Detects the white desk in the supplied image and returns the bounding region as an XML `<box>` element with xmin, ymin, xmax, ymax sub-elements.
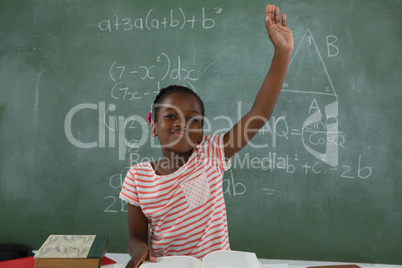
<box><xmin>105</xmin><ymin>253</ymin><xmax>402</xmax><ymax>268</ymax></box>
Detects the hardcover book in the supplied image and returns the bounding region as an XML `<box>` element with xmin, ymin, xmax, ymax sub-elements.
<box><xmin>34</xmin><ymin>235</ymin><xmax>108</xmax><ymax>268</ymax></box>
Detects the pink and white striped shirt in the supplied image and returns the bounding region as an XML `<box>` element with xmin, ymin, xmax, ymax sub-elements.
<box><xmin>120</xmin><ymin>134</ymin><xmax>231</xmax><ymax>258</ymax></box>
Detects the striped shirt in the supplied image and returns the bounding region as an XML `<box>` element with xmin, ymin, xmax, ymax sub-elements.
<box><xmin>119</xmin><ymin>134</ymin><xmax>231</xmax><ymax>258</ymax></box>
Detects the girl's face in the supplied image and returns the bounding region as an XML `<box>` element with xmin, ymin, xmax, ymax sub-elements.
<box><xmin>151</xmin><ymin>92</ymin><xmax>203</xmax><ymax>155</ymax></box>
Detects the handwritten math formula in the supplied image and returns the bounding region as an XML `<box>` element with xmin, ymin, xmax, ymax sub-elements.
<box><xmin>109</xmin><ymin>54</ymin><xmax>198</xmax><ymax>83</ymax></box>
<box><xmin>107</xmin><ymin>52</ymin><xmax>222</xmax><ymax>101</ymax></box>
<box><xmin>98</xmin><ymin>7</ymin><xmax>223</xmax><ymax>32</ymax></box>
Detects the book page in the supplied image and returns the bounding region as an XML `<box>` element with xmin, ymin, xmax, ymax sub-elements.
<box><xmin>141</xmin><ymin>256</ymin><xmax>202</xmax><ymax>268</ymax></box>
<box><xmin>202</xmin><ymin>250</ymin><xmax>260</xmax><ymax>268</ymax></box>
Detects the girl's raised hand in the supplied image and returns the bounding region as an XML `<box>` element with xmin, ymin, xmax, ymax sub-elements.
<box><xmin>265</xmin><ymin>4</ymin><xmax>294</xmax><ymax>53</ymax></box>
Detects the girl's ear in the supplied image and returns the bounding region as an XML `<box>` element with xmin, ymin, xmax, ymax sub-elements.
<box><xmin>151</xmin><ymin>123</ymin><xmax>157</xmax><ymax>137</ymax></box>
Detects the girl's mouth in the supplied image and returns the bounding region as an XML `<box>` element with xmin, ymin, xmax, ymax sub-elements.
<box><xmin>172</xmin><ymin>131</ymin><xmax>186</xmax><ymax>137</ymax></box>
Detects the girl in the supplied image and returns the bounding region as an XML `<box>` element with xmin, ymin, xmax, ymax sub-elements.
<box><xmin>120</xmin><ymin>4</ymin><xmax>294</xmax><ymax>268</ymax></box>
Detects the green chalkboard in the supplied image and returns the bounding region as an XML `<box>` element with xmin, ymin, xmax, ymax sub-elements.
<box><xmin>1</xmin><ymin>0</ymin><xmax>401</xmax><ymax>264</ymax></box>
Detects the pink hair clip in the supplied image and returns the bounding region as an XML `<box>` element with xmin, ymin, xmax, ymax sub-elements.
<box><xmin>147</xmin><ymin>111</ymin><xmax>152</xmax><ymax>124</ymax></box>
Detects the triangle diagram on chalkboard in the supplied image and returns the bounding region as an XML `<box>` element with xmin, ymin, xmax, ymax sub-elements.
<box><xmin>283</xmin><ymin>29</ymin><xmax>337</xmax><ymax>99</ymax></box>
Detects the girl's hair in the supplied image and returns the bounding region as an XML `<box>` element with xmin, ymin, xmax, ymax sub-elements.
<box><xmin>151</xmin><ymin>85</ymin><xmax>205</xmax><ymax>125</ymax></box>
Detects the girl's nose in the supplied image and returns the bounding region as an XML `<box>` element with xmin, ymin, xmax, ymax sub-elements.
<box><xmin>175</xmin><ymin>117</ymin><xmax>186</xmax><ymax>128</ymax></box>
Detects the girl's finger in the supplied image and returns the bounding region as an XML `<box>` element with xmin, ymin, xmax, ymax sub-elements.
<box><xmin>148</xmin><ymin>248</ymin><xmax>157</xmax><ymax>263</ymax></box>
<box><xmin>265</xmin><ymin>4</ymin><xmax>275</xmax><ymax>23</ymax></box>
<box><xmin>282</xmin><ymin>14</ymin><xmax>287</xmax><ymax>27</ymax></box>
<box><xmin>275</xmin><ymin>7</ymin><xmax>280</xmax><ymax>23</ymax></box>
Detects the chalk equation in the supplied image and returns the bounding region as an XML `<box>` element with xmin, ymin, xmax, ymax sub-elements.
<box><xmin>109</xmin><ymin>54</ymin><xmax>198</xmax><ymax>82</ymax></box>
<box><xmin>231</xmin><ymin>152</ymin><xmax>372</xmax><ymax>179</ymax></box>
<box><xmin>108</xmin><ymin>53</ymin><xmax>199</xmax><ymax>100</ymax></box>
<box><xmin>257</xmin><ymin>100</ymin><xmax>342</xmax><ymax>167</ymax></box>
<box><xmin>107</xmin><ymin>52</ymin><xmax>223</xmax><ymax>100</ymax></box>
<box><xmin>257</xmin><ymin>153</ymin><xmax>373</xmax><ymax>197</ymax></box>
<box><xmin>98</xmin><ymin>7</ymin><xmax>223</xmax><ymax>32</ymax></box>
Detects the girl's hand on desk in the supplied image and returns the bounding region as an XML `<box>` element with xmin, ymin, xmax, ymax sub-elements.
<box><xmin>265</xmin><ymin>4</ymin><xmax>294</xmax><ymax>53</ymax></box>
<box><xmin>126</xmin><ymin>243</ymin><xmax>156</xmax><ymax>268</ymax></box>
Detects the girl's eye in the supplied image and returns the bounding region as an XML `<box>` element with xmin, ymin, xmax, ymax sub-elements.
<box><xmin>188</xmin><ymin>117</ymin><xmax>202</xmax><ymax>126</ymax></box>
<box><xmin>165</xmin><ymin>114</ymin><xmax>175</xmax><ymax>119</ymax></box>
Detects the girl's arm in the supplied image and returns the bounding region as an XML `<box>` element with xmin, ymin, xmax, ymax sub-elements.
<box><xmin>223</xmin><ymin>4</ymin><xmax>294</xmax><ymax>159</ymax></box>
<box><xmin>126</xmin><ymin>204</ymin><xmax>157</xmax><ymax>268</ymax></box>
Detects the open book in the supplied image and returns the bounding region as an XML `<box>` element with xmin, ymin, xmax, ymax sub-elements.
<box><xmin>140</xmin><ymin>250</ymin><xmax>264</xmax><ymax>268</ymax></box>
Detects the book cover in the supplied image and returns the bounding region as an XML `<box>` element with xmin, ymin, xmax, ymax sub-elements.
<box><xmin>34</xmin><ymin>235</ymin><xmax>108</xmax><ymax>268</ymax></box>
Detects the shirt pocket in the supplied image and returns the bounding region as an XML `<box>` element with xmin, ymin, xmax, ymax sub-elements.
<box><xmin>180</xmin><ymin>173</ymin><xmax>210</xmax><ymax>208</ymax></box>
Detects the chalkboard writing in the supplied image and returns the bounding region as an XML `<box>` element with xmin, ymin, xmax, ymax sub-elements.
<box><xmin>98</xmin><ymin>7</ymin><xmax>222</xmax><ymax>32</ymax></box>
<box><xmin>1</xmin><ymin>0</ymin><xmax>401</xmax><ymax>265</ymax></box>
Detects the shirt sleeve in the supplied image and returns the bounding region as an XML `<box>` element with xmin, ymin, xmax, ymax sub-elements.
<box><xmin>199</xmin><ymin>134</ymin><xmax>231</xmax><ymax>174</ymax></box>
<box><xmin>119</xmin><ymin>167</ymin><xmax>141</xmax><ymax>207</ymax></box>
